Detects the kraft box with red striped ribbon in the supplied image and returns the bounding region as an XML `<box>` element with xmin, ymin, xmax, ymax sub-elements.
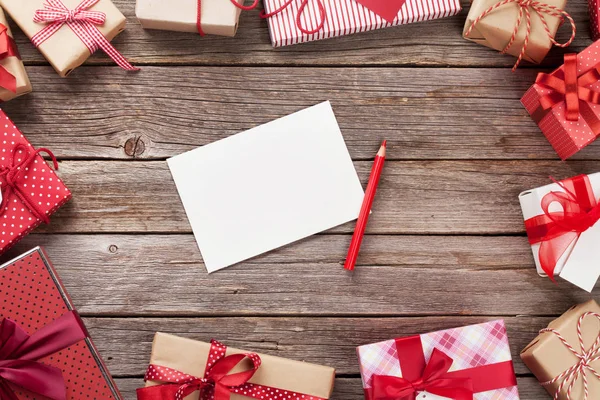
<box><xmin>261</xmin><ymin>0</ymin><xmax>462</xmax><ymax>47</ymax></box>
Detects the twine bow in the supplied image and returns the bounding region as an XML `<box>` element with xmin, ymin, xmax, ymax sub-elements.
<box><xmin>0</xmin><ymin>143</ymin><xmax>59</xmax><ymax>224</ymax></box>
<box><xmin>540</xmin><ymin>312</ymin><xmax>600</xmax><ymax>400</ymax></box>
<box><xmin>260</xmin><ymin>0</ymin><xmax>326</xmax><ymax>35</ymax></box>
<box><xmin>31</xmin><ymin>0</ymin><xmax>138</xmax><ymax>71</ymax></box>
<box><xmin>465</xmin><ymin>0</ymin><xmax>576</xmax><ymax>71</ymax></box>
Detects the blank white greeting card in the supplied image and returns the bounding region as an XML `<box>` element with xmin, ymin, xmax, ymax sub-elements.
<box><xmin>168</xmin><ymin>101</ymin><xmax>365</xmax><ymax>273</ymax></box>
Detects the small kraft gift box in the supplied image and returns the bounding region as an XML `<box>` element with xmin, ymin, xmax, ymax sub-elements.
<box><xmin>137</xmin><ymin>333</ymin><xmax>336</xmax><ymax>400</ymax></box>
<box><xmin>0</xmin><ymin>109</ymin><xmax>71</xmax><ymax>253</ymax></box>
<box><xmin>519</xmin><ymin>173</ymin><xmax>600</xmax><ymax>292</ymax></box>
<box><xmin>357</xmin><ymin>320</ymin><xmax>520</xmax><ymax>399</ymax></box>
<box><xmin>0</xmin><ymin>7</ymin><xmax>31</xmax><ymax>102</ymax></box>
<box><xmin>0</xmin><ymin>247</ymin><xmax>123</xmax><ymax>399</ymax></box>
<box><xmin>260</xmin><ymin>0</ymin><xmax>461</xmax><ymax>47</ymax></box>
<box><xmin>521</xmin><ymin>300</ymin><xmax>600</xmax><ymax>400</ymax></box>
<box><xmin>136</xmin><ymin>0</ymin><xmax>246</xmax><ymax>37</ymax></box>
<box><xmin>463</xmin><ymin>0</ymin><xmax>575</xmax><ymax>70</ymax></box>
<box><xmin>521</xmin><ymin>41</ymin><xmax>600</xmax><ymax>159</ymax></box>
<box><xmin>0</xmin><ymin>0</ymin><xmax>137</xmax><ymax>77</ymax></box>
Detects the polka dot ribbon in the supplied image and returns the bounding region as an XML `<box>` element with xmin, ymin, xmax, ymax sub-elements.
<box><xmin>259</xmin><ymin>0</ymin><xmax>326</xmax><ymax>35</ymax></box>
<box><xmin>465</xmin><ymin>0</ymin><xmax>576</xmax><ymax>71</ymax></box>
<box><xmin>0</xmin><ymin>143</ymin><xmax>59</xmax><ymax>224</ymax></box>
<box><xmin>140</xmin><ymin>340</ymin><xmax>326</xmax><ymax>400</ymax></box>
<box><xmin>540</xmin><ymin>312</ymin><xmax>600</xmax><ymax>400</ymax></box>
<box><xmin>31</xmin><ymin>0</ymin><xmax>138</xmax><ymax>71</ymax></box>
<box><xmin>0</xmin><ymin>23</ymin><xmax>21</xmax><ymax>94</ymax></box>
<box><xmin>196</xmin><ymin>0</ymin><xmax>259</xmax><ymax>36</ymax></box>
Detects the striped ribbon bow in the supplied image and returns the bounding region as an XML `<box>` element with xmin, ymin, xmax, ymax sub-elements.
<box><xmin>540</xmin><ymin>312</ymin><xmax>600</xmax><ymax>400</ymax></box>
<box><xmin>465</xmin><ymin>0</ymin><xmax>575</xmax><ymax>71</ymax></box>
<box><xmin>31</xmin><ymin>0</ymin><xmax>138</xmax><ymax>71</ymax></box>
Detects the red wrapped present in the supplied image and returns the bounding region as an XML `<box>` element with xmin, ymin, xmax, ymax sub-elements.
<box><xmin>0</xmin><ymin>247</ymin><xmax>122</xmax><ymax>399</ymax></box>
<box><xmin>590</xmin><ymin>0</ymin><xmax>600</xmax><ymax>40</ymax></box>
<box><xmin>522</xmin><ymin>41</ymin><xmax>600</xmax><ymax>160</ymax></box>
<box><xmin>356</xmin><ymin>320</ymin><xmax>520</xmax><ymax>399</ymax></box>
<box><xmin>0</xmin><ymin>109</ymin><xmax>71</xmax><ymax>253</ymax></box>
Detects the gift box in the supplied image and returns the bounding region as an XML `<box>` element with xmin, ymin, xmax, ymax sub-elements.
<box><xmin>137</xmin><ymin>333</ymin><xmax>336</xmax><ymax>400</ymax></box>
<box><xmin>463</xmin><ymin>0</ymin><xmax>574</xmax><ymax>70</ymax></box>
<box><xmin>135</xmin><ymin>0</ymin><xmax>245</xmax><ymax>36</ymax></box>
<box><xmin>0</xmin><ymin>247</ymin><xmax>123</xmax><ymax>399</ymax></box>
<box><xmin>519</xmin><ymin>173</ymin><xmax>600</xmax><ymax>292</ymax></box>
<box><xmin>521</xmin><ymin>300</ymin><xmax>600</xmax><ymax>400</ymax></box>
<box><xmin>521</xmin><ymin>42</ymin><xmax>600</xmax><ymax>160</ymax></box>
<box><xmin>0</xmin><ymin>7</ymin><xmax>31</xmax><ymax>102</ymax></box>
<box><xmin>591</xmin><ymin>0</ymin><xmax>600</xmax><ymax>40</ymax></box>
<box><xmin>357</xmin><ymin>320</ymin><xmax>519</xmax><ymax>399</ymax></box>
<box><xmin>261</xmin><ymin>0</ymin><xmax>461</xmax><ymax>47</ymax></box>
<box><xmin>0</xmin><ymin>0</ymin><xmax>136</xmax><ymax>77</ymax></box>
<box><xmin>0</xmin><ymin>109</ymin><xmax>71</xmax><ymax>253</ymax></box>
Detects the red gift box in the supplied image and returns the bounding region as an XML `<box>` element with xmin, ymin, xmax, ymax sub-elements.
<box><xmin>0</xmin><ymin>109</ymin><xmax>71</xmax><ymax>252</ymax></box>
<box><xmin>0</xmin><ymin>247</ymin><xmax>122</xmax><ymax>399</ymax></box>
<box><xmin>522</xmin><ymin>40</ymin><xmax>600</xmax><ymax>160</ymax></box>
<box><xmin>590</xmin><ymin>0</ymin><xmax>600</xmax><ymax>40</ymax></box>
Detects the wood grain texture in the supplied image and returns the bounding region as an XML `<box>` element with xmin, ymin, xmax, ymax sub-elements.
<box><xmin>22</xmin><ymin>159</ymin><xmax>600</xmax><ymax>234</ymax></box>
<box><xmin>5</xmin><ymin>0</ymin><xmax>595</xmax><ymax>68</ymax></box>
<box><xmin>5</xmin><ymin>234</ymin><xmax>596</xmax><ymax>316</ymax></box>
<box><xmin>5</xmin><ymin>66</ymin><xmax>600</xmax><ymax>161</ymax></box>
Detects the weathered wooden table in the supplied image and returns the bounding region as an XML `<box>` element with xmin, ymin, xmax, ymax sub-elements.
<box><xmin>2</xmin><ymin>0</ymin><xmax>597</xmax><ymax>398</ymax></box>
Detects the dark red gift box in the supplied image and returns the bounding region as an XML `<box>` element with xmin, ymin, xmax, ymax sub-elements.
<box><xmin>0</xmin><ymin>247</ymin><xmax>122</xmax><ymax>399</ymax></box>
<box><xmin>0</xmin><ymin>109</ymin><xmax>71</xmax><ymax>253</ymax></box>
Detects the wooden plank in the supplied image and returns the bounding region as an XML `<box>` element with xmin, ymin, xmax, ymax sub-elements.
<box><xmin>7</xmin><ymin>0</ymin><xmax>594</xmax><ymax>68</ymax></box>
<box><xmin>6</xmin><ymin>66</ymin><xmax>600</xmax><ymax>161</ymax></box>
<box><xmin>113</xmin><ymin>377</ymin><xmax>549</xmax><ymax>399</ymax></box>
<box><xmin>6</xmin><ymin>234</ymin><xmax>596</xmax><ymax>316</ymax></box>
<box><xmin>25</xmin><ymin>160</ymin><xmax>599</xmax><ymax>234</ymax></box>
<box><xmin>83</xmin><ymin>316</ymin><xmax>553</xmax><ymax>376</ymax></box>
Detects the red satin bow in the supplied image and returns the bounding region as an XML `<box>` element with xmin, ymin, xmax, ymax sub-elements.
<box><xmin>0</xmin><ymin>311</ymin><xmax>88</xmax><ymax>400</ymax></box>
<box><xmin>0</xmin><ymin>143</ymin><xmax>60</xmax><ymax>224</ymax></box>
<box><xmin>0</xmin><ymin>23</ymin><xmax>20</xmax><ymax>94</ymax></box>
<box><xmin>261</xmin><ymin>0</ymin><xmax>326</xmax><ymax>35</ymax></box>
<box><xmin>370</xmin><ymin>349</ymin><xmax>473</xmax><ymax>400</ymax></box>
<box><xmin>524</xmin><ymin>175</ymin><xmax>600</xmax><ymax>280</ymax></box>
<box><xmin>536</xmin><ymin>53</ymin><xmax>600</xmax><ymax>122</ymax></box>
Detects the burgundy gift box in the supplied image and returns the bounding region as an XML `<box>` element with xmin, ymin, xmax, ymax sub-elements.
<box><xmin>0</xmin><ymin>247</ymin><xmax>122</xmax><ymax>399</ymax></box>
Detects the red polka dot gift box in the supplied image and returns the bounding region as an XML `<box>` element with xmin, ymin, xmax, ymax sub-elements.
<box><xmin>137</xmin><ymin>333</ymin><xmax>336</xmax><ymax>400</ymax></box>
<box><xmin>521</xmin><ymin>40</ymin><xmax>600</xmax><ymax>160</ymax></box>
<box><xmin>0</xmin><ymin>109</ymin><xmax>71</xmax><ymax>254</ymax></box>
<box><xmin>0</xmin><ymin>247</ymin><xmax>123</xmax><ymax>399</ymax></box>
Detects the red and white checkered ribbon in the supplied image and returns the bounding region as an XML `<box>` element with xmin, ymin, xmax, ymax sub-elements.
<box><xmin>540</xmin><ymin>312</ymin><xmax>600</xmax><ymax>400</ymax></box>
<box><xmin>31</xmin><ymin>0</ymin><xmax>138</xmax><ymax>71</ymax></box>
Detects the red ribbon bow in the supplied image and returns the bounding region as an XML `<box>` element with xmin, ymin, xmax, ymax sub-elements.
<box><xmin>261</xmin><ymin>0</ymin><xmax>326</xmax><ymax>35</ymax></box>
<box><xmin>0</xmin><ymin>311</ymin><xmax>88</xmax><ymax>400</ymax></box>
<box><xmin>0</xmin><ymin>23</ymin><xmax>21</xmax><ymax>94</ymax></box>
<box><xmin>370</xmin><ymin>349</ymin><xmax>474</xmax><ymax>400</ymax></box>
<box><xmin>31</xmin><ymin>0</ymin><xmax>138</xmax><ymax>71</ymax></box>
<box><xmin>0</xmin><ymin>143</ymin><xmax>60</xmax><ymax>224</ymax></box>
<box><xmin>524</xmin><ymin>175</ymin><xmax>600</xmax><ymax>280</ymax></box>
<box><xmin>137</xmin><ymin>339</ymin><xmax>327</xmax><ymax>400</ymax></box>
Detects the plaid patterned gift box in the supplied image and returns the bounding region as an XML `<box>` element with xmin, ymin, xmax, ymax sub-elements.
<box><xmin>357</xmin><ymin>320</ymin><xmax>520</xmax><ymax>400</ymax></box>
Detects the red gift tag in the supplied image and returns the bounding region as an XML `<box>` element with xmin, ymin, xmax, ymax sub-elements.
<box><xmin>353</xmin><ymin>0</ymin><xmax>407</xmax><ymax>22</ymax></box>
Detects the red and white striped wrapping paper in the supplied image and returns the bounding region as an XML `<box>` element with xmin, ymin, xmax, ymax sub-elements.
<box><xmin>262</xmin><ymin>0</ymin><xmax>462</xmax><ymax>47</ymax></box>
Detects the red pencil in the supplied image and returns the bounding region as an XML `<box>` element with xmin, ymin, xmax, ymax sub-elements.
<box><xmin>344</xmin><ymin>140</ymin><xmax>387</xmax><ymax>271</ymax></box>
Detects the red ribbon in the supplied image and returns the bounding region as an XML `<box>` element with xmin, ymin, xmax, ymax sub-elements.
<box><xmin>0</xmin><ymin>311</ymin><xmax>88</xmax><ymax>400</ymax></box>
<box><xmin>31</xmin><ymin>0</ymin><xmax>138</xmax><ymax>72</ymax></box>
<box><xmin>524</xmin><ymin>175</ymin><xmax>600</xmax><ymax>280</ymax></box>
<box><xmin>137</xmin><ymin>339</ymin><xmax>327</xmax><ymax>400</ymax></box>
<box><xmin>367</xmin><ymin>335</ymin><xmax>517</xmax><ymax>400</ymax></box>
<box><xmin>260</xmin><ymin>0</ymin><xmax>326</xmax><ymax>35</ymax></box>
<box><xmin>0</xmin><ymin>23</ymin><xmax>21</xmax><ymax>94</ymax></box>
<box><xmin>0</xmin><ymin>143</ymin><xmax>60</xmax><ymax>224</ymax></box>
<box><xmin>535</xmin><ymin>53</ymin><xmax>600</xmax><ymax>132</ymax></box>
<box><xmin>195</xmin><ymin>0</ymin><xmax>260</xmax><ymax>36</ymax></box>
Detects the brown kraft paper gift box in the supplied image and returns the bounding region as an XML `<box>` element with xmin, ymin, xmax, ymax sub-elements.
<box><xmin>0</xmin><ymin>7</ymin><xmax>31</xmax><ymax>101</ymax></box>
<box><xmin>143</xmin><ymin>332</ymin><xmax>336</xmax><ymax>400</ymax></box>
<box><xmin>0</xmin><ymin>0</ymin><xmax>126</xmax><ymax>77</ymax></box>
<box><xmin>463</xmin><ymin>0</ymin><xmax>566</xmax><ymax>64</ymax></box>
<box><xmin>135</xmin><ymin>0</ymin><xmax>245</xmax><ymax>36</ymax></box>
<box><xmin>521</xmin><ymin>300</ymin><xmax>600</xmax><ymax>399</ymax></box>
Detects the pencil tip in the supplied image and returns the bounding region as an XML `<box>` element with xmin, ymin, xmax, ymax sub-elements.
<box><xmin>377</xmin><ymin>141</ymin><xmax>387</xmax><ymax>157</ymax></box>
<box><xmin>382</xmin><ymin>140</ymin><xmax>387</xmax><ymax>147</ymax></box>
